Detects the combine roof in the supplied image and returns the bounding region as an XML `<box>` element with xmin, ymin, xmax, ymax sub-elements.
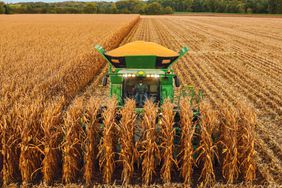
<box><xmin>105</xmin><ymin>41</ymin><xmax>178</xmax><ymax>57</ymax></box>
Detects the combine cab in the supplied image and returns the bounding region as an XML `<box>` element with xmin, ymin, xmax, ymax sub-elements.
<box><xmin>96</xmin><ymin>41</ymin><xmax>188</xmax><ymax>108</ymax></box>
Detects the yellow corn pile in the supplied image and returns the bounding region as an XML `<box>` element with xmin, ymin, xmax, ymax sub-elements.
<box><xmin>106</xmin><ymin>41</ymin><xmax>179</xmax><ymax>57</ymax></box>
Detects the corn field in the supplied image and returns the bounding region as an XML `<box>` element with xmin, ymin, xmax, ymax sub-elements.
<box><xmin>0</xmin><ymin>96</ymin><xmax>258</xmax><ymax>186</ymax></box>
<box><xmin>0</xmin><ymin>14</ymin><xmax>281</xmax><ymax>187</ymax></box>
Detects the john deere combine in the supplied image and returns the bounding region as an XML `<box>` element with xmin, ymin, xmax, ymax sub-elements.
<box><xmin>94</xmin><ymin>41</ymin><xmax>256</xmax><ymax>186</ymax></box>
<box><xmin>95</xmin><ymin>41</ymin><xmax>188</xmax><ymax>108</ymax></box>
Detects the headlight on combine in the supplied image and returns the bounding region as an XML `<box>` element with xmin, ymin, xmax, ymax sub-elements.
<box><xmin>146</xmin><ymin>74</ymin><xmax>160</xmax><ymax>78</ymax></box>
<box><xmin>122</xmin><ymin>73</ymin><xmax>136</xmax><ymax>77</ymax></box>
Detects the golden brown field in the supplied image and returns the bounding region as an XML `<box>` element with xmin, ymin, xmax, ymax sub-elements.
<box><xmin>0</xmin><ymin>15</ymin><xmax>281</xmax><ymax>187</ymax></box>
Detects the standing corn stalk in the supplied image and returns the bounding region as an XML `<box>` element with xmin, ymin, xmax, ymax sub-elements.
<box><xmin>0</xmin><ymin>155</ymin><xmax>1</xmax><ymax>186</ymax></box>
<box><xmin>19</xmin><ymin>99</ymin><xmax>44</xmax><ymax>185</ymax></box>
<box><xmin>118</xmin><ymin>99</ymin><xmax>137</xmax><ymax>185</ymax></box>
<box><xmin>83</xmin><ymin>97</ymin><xmax>100</xmax><ymax>186</ymax></box>
<box><xmin>98</xmin><ymin>98</ymin><xmax>117</xmax><ymax>184</ymax></box>
<box><xmin>0</xmin><ymin>103</ymin><xmax>22</xmax><ymax>185</ymax></box>
<box><xmin>160</xmin><ymin>99</ymin><xmax>176</xmax><ymax>184</ymax></box>
<box><xmin>63</xmin><ymin>97</ymin><xmax>85</xmax><ymax>184</ymax></box>
<box><xmin>41</xmin><ymin>97</ymin><xmax>64</xmax><ymax>185</ymax></box>
<box><xmin>140</xmin><ymin>100</ymin><xmax>160</xmax><ymax>185</ymax></box>
<box><xmin>196</xmin><ymin>101</ymin><xmax>218</xmax><ymax>186</ymax></box>
<box><xmin>0</xmin><ymin>101</ymin><xmax>4</xmax><ymax>186</ymax></box>
<box><xmin>179</xmin><ymin>97</ymin><xmax>195</xmax><ymax>185</ymax></box>
<box><xmin>219</xmin><ymin>103</ymin><xmax>239</xmax><ymax>183</ymax></box>
<box><xmin>236</xmin><ymin>101</ymin><xmax>256</xmax><ymax>182</ymax></box>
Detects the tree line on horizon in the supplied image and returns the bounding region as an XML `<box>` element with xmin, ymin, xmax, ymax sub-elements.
<box><xmin>0</xmin><ymin>0</ymin><xmax>282</xmax><ymax>15</ymax></box>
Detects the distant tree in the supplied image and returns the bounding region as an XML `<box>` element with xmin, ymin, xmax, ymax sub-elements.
<box><xmin>215</xmin><ymin>0</ymin><xmax>227</xmax><ymax>13</ymax></box>
<box><xmin>4</xmin><ymin>4</ymin><xmax>11</xmax><ymax>14</ymax></box>
<box><xmin>224</xmin><ymin>0</ymin><xmax>243</xmax><ymax>13</ymax></box>
<box><xmin>132</xmin><ymin>1</ymin><xmax>146</xmax><ymax>14</ymax></box>
<box><xmin>146</xmin><ymin>2</ymin><xmax>162</xmax><ymax>14</ymax></box>
<box><xmin>255</xmin><ymin>0</ymin><xmax>268</xmax><ymax>13</ymax></box>
<box><xmin>161</xmin><ymin>6</ymin><xmax>173</xmax><ymax>14</ymax></box>
<box><xmin>205</xmin><ymin>0</ymin><xmax>217</xmax><ymax>12</ymax></box>
<box><xmin>2</xmin><ymin>0</ymin><xmax>280</xmax><ymax>15</ymax></box>
<box><xmin>120</xmin><ymin>7</ymin><xmax>130</xmax><ymax>13</ymax></box>
<box><xmin>268</xmin><ymin>0</ymin><xmax>276</xmax><ymax>13</ymax></box>
<box><xmin>278</xmin><ymin>0</ymin><xmax>282</xmax><ymax>13</ymax></box>
<box><xmin>159</xmin><ymin>0</ymin><xmax>192</xmax><ymax>12</ymax></box>
<box><xmin>192</xmin><ymin>0</ymin><xmax>205</xmax><ymax>12</ymax></box>
<box><xmin>268</xmin><ymin>0</ymin><xmax>282</xmax><ymax>13</ymax></box>
<box><xmin>182</xmin><ymin>0</ymin><xmax>193</xmax><ymax>11</ymax></box>
<box><xmin>110</xmin><ymin>3</ymin><xmax>118</xmax><ymax>13</ymax></box>
<box><xmin>83</xmin><ymin>3</ymin><xmax>97</xmax><ymax>13</ymax></box>
<box><xmin>102</xmin><ymin>3</ymin><xmax>113</xmax><ymax>13</ymax></box>
<box><xmin>116</xmin><ymin>0</ymin><xmax>145</xmax><ymax>14</ymax></box>
<box><xmin>95</xmin><ymin>2</ymin><xmax>113</xmax><ymax>13</ymax></box>
<box><xmin>0</xmin><ymin>1</ymin><xmax>4</xmax><ymax>14</ymax></box>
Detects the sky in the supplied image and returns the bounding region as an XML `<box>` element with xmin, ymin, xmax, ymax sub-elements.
<box><xmin>4</xmin><ymin>0</ymin><xmax>114</xmax><ymax>3</ymax></box>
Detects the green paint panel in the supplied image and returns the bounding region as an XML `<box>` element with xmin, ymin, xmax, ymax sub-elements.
<box><xmin>110</xmin><ymin>84</ymin><xmax>122</xmax><ymax>105</ymax></box>
<box><xmin>160</xmin><ymin>77</ymin><xmax>174</xmax><ymax>104</ymax></box>
<box><xmin>125</xmin><ymin>56</ymin><xmax>156</xmax><ymax>69</ymax></box>
<box><xmin>110</xmin><ymin>75</ymin><xmax>123</xmax><ymax>105</ymax></box>
<box><xmin>160</xmin><ymin>85</ymin><xmax>174</xmax><ymax>104</ymax></box>
<box><xmin>110</xmin><ymin>75</ymin><xmax>123</xmax><ymax>84</ymax></box>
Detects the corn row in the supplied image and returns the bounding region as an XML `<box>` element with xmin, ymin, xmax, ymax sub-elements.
<box><xmin>83</xmin><ymin>97</ymin><xmax>100</xmax><ymax>185</ymax></box>
<box><xmin>0</xmin><ymin>101</ymin><xmax>4</xmax><ymax>186</ymax></box>
<box><xmin>62</xmin><ymin>97</ymin><xmax>85</xmax><ymax>184</ymax></box>
<box><xmin>160</xmin><ymin>99</ymin><xmax>176</xmax><ymax>183</ymax></box>
<box><xmin>236</xmin><ymin>101</ymin><xmax>256</xmax><ymax>182</ymax></box>
<box><xmin>219</xmin><ymin>103</ymin><xmax>239</xmax><ymax>183</ymax></box>
<box><xmin>0</xmin><ymin>97</ymin><xmax>257</xmax><ymax>187</ymax></box>
<box><xmin>19</xmin><ymin>99</ymin><xmax>44</xmax><ymax>185</ymax></box>
<box><xmin>118</xmin><ymin>99</ymin><xmax>137</xmax><ymax>185</ymax></box>
<box><xmin>197</xmin><ymin>101</ymin><xmax>218</xmax><ymax>186</ymax></box>
<box><xmin>140</xmin><ymin>100</ymin><xmax>160</xmax><ymax>185</ymax></box>
<box><xmin>0</xmin><ymin>104</ymin><xmax>21</xmax><ymax>185</ymax></box>
<box><xmin>98</xmin><ymin>98</ymin><xmax>117</xmax><ymax>184</ymax></box>
<box><xmin>41</xmin><ymin>97</ymin><xmax>65</xmax><ymax>185</ymax></box>
<box><xmin>179</xmin><ymin>97</ymin><xmax>195</xmax><ymax>185</ymax></box>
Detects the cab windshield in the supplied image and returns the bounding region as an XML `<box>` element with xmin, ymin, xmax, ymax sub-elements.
<box><xmin>123</xmin><ymin>77</ymin><xmax>160</xmax><ymax>108</ymax></box>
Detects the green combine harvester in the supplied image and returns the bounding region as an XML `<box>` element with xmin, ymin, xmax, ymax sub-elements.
<box><xmin>95</xmin><ymin>41</ymin><xmax>190</xmax><ymax>110</ymax></box>
<box><xmin>94</xmin><ymin>41</ymin><xmax>256</xmax><ymax>185</ymax></box>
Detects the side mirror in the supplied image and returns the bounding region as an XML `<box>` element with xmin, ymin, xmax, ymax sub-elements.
<box><xmin>102</xmin><ymin>76</ymin><xmax>108</xmax><ymax>86</ymax></box>
<box><xmin>174</xmin><ymin>76</ymin><xmax>180</xmax><ymax>87</ymax></box>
